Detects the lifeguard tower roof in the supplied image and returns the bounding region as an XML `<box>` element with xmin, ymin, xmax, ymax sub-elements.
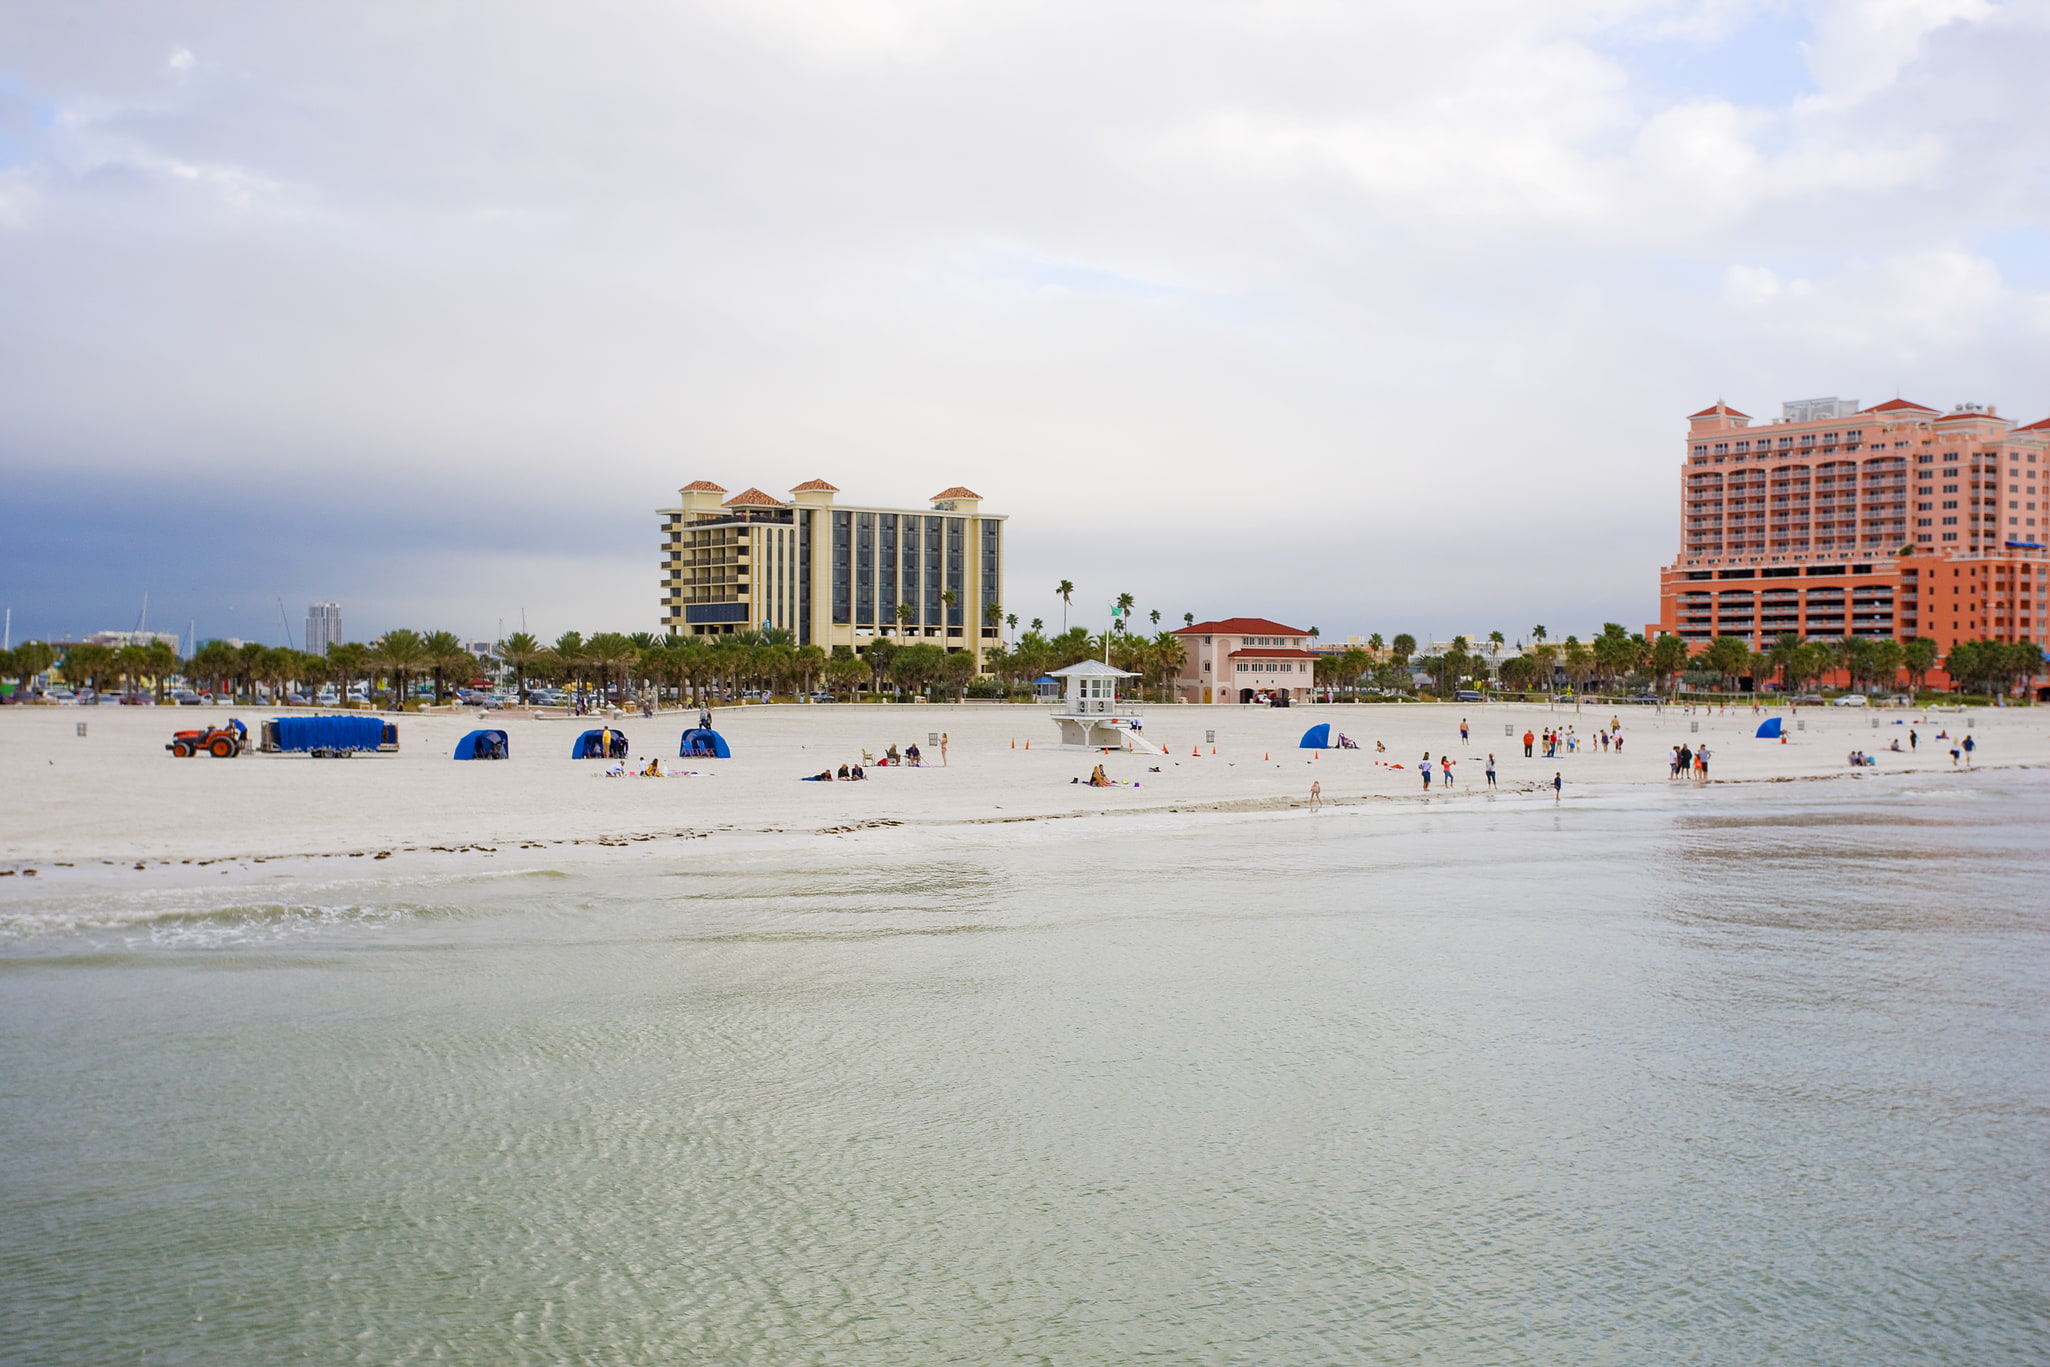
<box><xmin>1050</xmin><ymin>660</ymin><xmax>1138</xmax><ymax>678</ymax></box>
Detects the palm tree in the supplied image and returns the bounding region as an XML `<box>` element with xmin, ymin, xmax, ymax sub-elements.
<box><xmin>60</xmin><ymin>642</ymin><xmax>113</xmax><ymax>698</ymax></box>
<box><xmin>940</xmin><ymin>588</ymin><xmax>958</xmax><ymax>633</ymax></box>
<box><xmin>1030</xmin><ymin>618</ymin><xmax>1044</xmax><ymax>633</ymax></box>
<box><xmin>553</xmin><ymin>631</ymin><xmax>587</xmax><ymax>703</ymax></box>
<box><xmin>1183</xmin><ymin>612</ymin><xmax>1194</xmax><ymax>628</ymax></box>
<box><xmin>1005</xmin><ymin>612</ymin><xmax>1019</xmax><ymax>637</ymax></box>
<box><xmin>326</xmin><ymin>641</ymin><xmax>371</xmax><ymax>705</ymax></box>
<box><xmin>373</xmin><ymin>629</ymin><xmax>428</xmax><ymax>709</ymax></box>
<box><xmin>1531</xmin><ymin>625</ymin><xmax>1548</xmax><ymax>645</ymax></box>
<box><xmin>421</xmin><ymin>630</ymin><xmax>468</xmax><ymax>703</ymax></box>
<box><xmin>1057</xmin><ymin>580</ymin><xmax>1075</xmax><ymax>632</ymax></box>
<box><xmin>585</xmin><ymin>632</ymin><xmax>641</xmax><ymax>705</ymax></box>
<box><xmin>1902</xmin><ymin>637</ymin><xmax>1939</xmax><ymax>695</ymax></box>
<box><xmin>496</xmin><ymin>631</ymin><xmax>544</xmax><ymax>703</ymax></box>
<box><xmin>895</xmin><ymin>602</ymin><xmax>915</xmax><ymax>637</ymax></box>
<box><xmin>1114</xmin><ymin>592</ymin><xmax>1135</xmax><ymax>633</ymax></box>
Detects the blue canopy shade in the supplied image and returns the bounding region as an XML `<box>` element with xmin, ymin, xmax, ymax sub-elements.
<box><xmin>1755</xmin><ymin>717</ymin><xmax>1783</xmax><ymax>739</ymax></box>
<box><xmin>454</xmin><ymin>729</ymin><xmax>509</xmax><ymax>760</ymax></box>
<box><xmin>572</xmin><ymin>727</ymin><xmax>629</xmax><ymax>759</ymax></box>
<box><xmin>272</xmin><ymin>715</ymin><xmax>386</xmax><ymax>753</ymax></box>
<box><xmin>1299</xmin><ymin>722</ymin><xmax>1331</xmax><ymax>749</ymax></box>
<box><xmin>679</xmin><ymin>727</ymin><xmax>731</xmax><ymax>759</ymax></box>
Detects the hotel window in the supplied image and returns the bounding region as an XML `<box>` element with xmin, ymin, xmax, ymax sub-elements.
<box><xmin>1942</xmin><ymin>516</ymin><xmax>1958</xmax><ymax>525</ymax></box>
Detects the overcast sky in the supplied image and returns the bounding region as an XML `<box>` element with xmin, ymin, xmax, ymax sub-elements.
<box><xmin>3</xmin><ymin>0</ymin><xmax>2046</xmax><ymax>649</ymax></box>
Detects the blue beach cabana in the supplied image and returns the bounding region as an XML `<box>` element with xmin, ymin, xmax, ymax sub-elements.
<box><xmin>572</xmin><ymin>727</ymin><xmax>629</xmax><ymax>759</ymax></box>
<box><xmin>1755</xmin><ymin>717</ymin><xmax>1783</xmax><ymax>739</ymax></box>
<box><xmin>1299</xmin><ymin>722</ymin><xmax>1331</xmax><ymax>749</ymax></box>
<box><xmin>454</xmin><ymin>729</ymin><xmax>509</xmax><ymax>760</ymax></box>
<box><xmin>679</xmin><ymin>727</ymin><xmax>731</xmax><ymax>759</ymax></box>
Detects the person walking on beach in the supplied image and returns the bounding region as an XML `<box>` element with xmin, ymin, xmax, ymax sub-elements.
<box><xmin>1695</xmin><ymin>746</ymin><xmax>1709</xmax><ymax>780</ymax></box>
<box><xmin>1485</xmin><ymin>754</ymin><xmax>1497</xmax><ymax>787</ymax></box>
<box><xmin>1309</xmin><ymin>779</ymin><xmax>1322</xmax><ymax>811</ymax></box>
<box><xmin>1669</xmin><ymin>745</ymin><xmax>1682</xmax><ymax>779</ymax></box>
<box><xmin>1420</xmin><ymin>754</ymin><xmax>1432</xmax><ymax>789</ymax></box>
<box><xmin>1950</xmin><ymin>743</ymin><xmax>1962</xmax><ymax>766</ymax></box>
<box><xmin>1440</xmin><ymin>755</ymin><xmax>1454</xmax><ymax>786</ymax></box>
<box><xmin>1552</xmin><ymin>772</ymin><xmax>1563</xmax><ymax>803</ymax></box>
<box><xmin>940</xmin><ymin>732</ymin><xmax>949</xmax><ymax>766</ymax></box>
<box><xmin>1460</xmin><ymin>718</ymin><xmax>1470</xmax><ymax>744</ymax></box>
<box><xmin>1523</xmin><ymin>729</ymin><xmax>1535</xmax><ymax>758</ymax></box>
<box><xmin>1909</xmin><ymin>728</ymin><xmax>1918</xmax><ymax>750</ymax></box>
<box><xmin>1963</xmin><ymin>734</ymin><xmax>1975</xmax><ymax>766</ymax></box>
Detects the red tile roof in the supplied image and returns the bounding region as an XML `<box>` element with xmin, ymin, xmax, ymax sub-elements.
<box><xmin>1177</xmin><ymin>617</ymin><xmax>1311</xmax><ymax>637</ymax></box>
<box><xmin>680</xmin><ymin>480</ymin><xmax>727</xmax><ymax>493</ymax></box>
<box><xmin>1863</xmin><ymin>398</ymin><xmax>1938</xmax><ymax>413</ymax></box>
<box><xmin>1226</xmin><ymin>648</ymin><xmax>1319</xmax><ymax>660</ymax></box>
<box><xmin>2015</xmin><ymin>417</ymin><xmax>2050</xmax><ymax>432</ymax></box>
<box><xmin>930</xmin><ymin>486</ymin><xmax>982</xmax><ymax>500</ymax></box>
<box><xmin>722</xmin><ymin>487</ymin><xmax>784</xmax><ymax>507</ymax></box>
<box><xmin>1934</xmin><ymin>410</ymin><xmax>1993</xmax><ymax>422</ymax></box>
<box><xmin>1688</xmin><ymin>402</ymin><xmax>1750</xmax><ymax>419</ymax></box>
<box><xmin>788</xmin><ymin>478</ymin><xmax>839</xmax><ymax>492</ymax></box>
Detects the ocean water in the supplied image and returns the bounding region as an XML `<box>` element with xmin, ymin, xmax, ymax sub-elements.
<box><xmin>2</xmin><ymin>775</ymin><xmax>2046</xmax><ymax>1365</ymax></box>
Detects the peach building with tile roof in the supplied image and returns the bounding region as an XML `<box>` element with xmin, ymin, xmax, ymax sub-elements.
<box><xmin>1170</xmin><ymin>617</ymin><xmax>1319</xmax><ymax>703</ymax></box>
<box><xmin>656</xmin><ymin>479</ymin><xmax>1006</xmax><ymax>669</ymax></box>
<box><xmin>1654</xmin><ymin>395</ymin><xmax>2049</xmax><ymax>689</ymax></box>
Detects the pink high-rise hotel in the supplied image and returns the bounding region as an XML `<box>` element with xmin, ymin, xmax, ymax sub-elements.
<box><xmin>1655</xmin><ymin>396</ymin><xmax>2050</xmax><ymax>657</ymax></box>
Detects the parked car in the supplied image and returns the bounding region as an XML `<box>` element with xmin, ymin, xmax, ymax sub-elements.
<box><xmin>1793</xmin><ymin>694</ymin><xmax>1825</xmax><ymax>705</ymax></box>
<box><xmin>172</xmin><ymin>690</ymin><xmax>205</xmax><ymax>705</ymax></box>
<box><xmin>1829</xmin><ymin>694</ymin><xmax>1869</xmax><ymax>707</ymax></box>
<box><xmin>1453</xmin><ymin>689</ymin><xmax>1484</xmax><ymax>703</ymax></box>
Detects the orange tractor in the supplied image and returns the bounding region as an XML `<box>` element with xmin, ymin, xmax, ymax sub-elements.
<box><xmin>167</xmin><ymin>720</ymin><xmax>247</xmax><ymax>758</ymax></box>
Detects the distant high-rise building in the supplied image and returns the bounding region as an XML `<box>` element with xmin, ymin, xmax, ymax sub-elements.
<box><xmin>1655</xmin><ymin>397</ymin><xmax>2049</xmax><ymax>668</ymax></box>
<box><xmin>656</xmin><ymin>480</ymin><xmax>1007</xmax><ymax>670</ymax></box>
<box><xmin>305</xmin><ymin>602</ymin><xmax>343</xmax><ymax>658</ymax></box>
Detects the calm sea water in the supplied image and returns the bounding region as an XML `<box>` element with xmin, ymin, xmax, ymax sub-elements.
<box><xmin>3</xmin><ymin>775</ymin><xmax>2046</xmax><ymax>1365</ymax></box>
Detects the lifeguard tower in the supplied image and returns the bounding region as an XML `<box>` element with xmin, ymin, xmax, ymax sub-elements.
<box><xmin>1048</xmin><ymin>661</ymin><xmax>1161</xmax><ymax>753</ymax></box>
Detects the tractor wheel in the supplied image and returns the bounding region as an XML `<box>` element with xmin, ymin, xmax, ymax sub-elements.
<box><xmin>171</xmin><ymin>742</ymin><xmax>193</xmax><ymax>758</ymax></box>
<box><xmin>210</xmin><ymin>738</ymin><xmax>236</xmax><ymax>758</ymax></box>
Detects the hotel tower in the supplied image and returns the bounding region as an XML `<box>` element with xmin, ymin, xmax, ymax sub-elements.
<box><xmin>1655</xmin><ymin>397</ymin><xmax>2049</xmax><ymax>656</ymax></box>
<box><xmin>657</xmin><ymin>481</ymin><xmax>1005</xmax><ymax>669</ymax></box>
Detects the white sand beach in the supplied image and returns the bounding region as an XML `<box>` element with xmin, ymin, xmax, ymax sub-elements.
<box><xmin>2</xmin><ymin>699</ymin><xmax>2042</xmax><ymax>874</ymax></box>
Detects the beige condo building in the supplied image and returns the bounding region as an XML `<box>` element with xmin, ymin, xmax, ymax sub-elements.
<box><xmin>657</xmin><ymin>480</ymin><xmax>1006</xmax><ymax>668</ymax></box>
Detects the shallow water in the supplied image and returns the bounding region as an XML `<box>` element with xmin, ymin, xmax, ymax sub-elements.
<box><xmin>3</xmin><ymin>774</ymin><xmax>2046</xmax><ymax>1365</ymax></box>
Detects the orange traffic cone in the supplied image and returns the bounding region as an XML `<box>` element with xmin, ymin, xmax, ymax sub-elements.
<box><xmin>1211</xmin><ymin>746</ymin><xmax>1216</xmax><ymax>755</ymax></box>
<box><xmin>1025</xmin><ymin>739</ymin><xmax>1030</xmax><ymax>750</ymax></box>
<box><xmin>1010</xmin><ymin>738</ymin><xmax>1015</xmax><ymax>749</ymax></box>
<box><xmin>1264</xmin><ymin>752</ymin><xmax>1270</xmax><ymax>761</ymax></box>
<box><xmin>1193</xmin><ymin>745</ymin><xmax>1200</xmax><ymax>756</ymax></box>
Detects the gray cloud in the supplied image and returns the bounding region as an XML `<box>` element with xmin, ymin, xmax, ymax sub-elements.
<box><xmin>2</xmin><ymin>0</ymin><xmax>2046</xmax><ymax>645</ymax></box>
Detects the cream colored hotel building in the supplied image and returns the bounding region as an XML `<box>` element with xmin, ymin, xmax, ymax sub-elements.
<box><xmin>658</xmin><ymin>481</ymin><xmax>1006</xmax><ymax>668</ymax></box>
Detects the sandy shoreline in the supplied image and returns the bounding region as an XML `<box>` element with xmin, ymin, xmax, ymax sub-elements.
<box><xmin>2</xmin><ymin>700</ymin><xmax>2043</xmax><ymax>881</ymax></box>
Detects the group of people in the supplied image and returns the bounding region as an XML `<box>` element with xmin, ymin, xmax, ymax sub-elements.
<box><xmin>1518</xmin><ymin>724</ymin><xmax>1623</xmax><ymax>759</ymax></box>
<box><xmin>872</xmin><ymin>734</ymin><xmax>945</xmax><ymax>767</ymax></box>
<box><xmin>803</xmin><ymin>763</ymin><xmax>868</xmax><ymax>781</ymax></box>
<box><xmin>1667</xmin><ymin>743</ymin><xmax>1710</xmax><ymax>779</ymax></box>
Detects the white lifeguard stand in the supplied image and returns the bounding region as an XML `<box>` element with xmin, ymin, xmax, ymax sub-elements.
<box><xmin>1048</xmin><ymin>660</ymin><xmax>1160</xmax><ymax>753</ymax></box>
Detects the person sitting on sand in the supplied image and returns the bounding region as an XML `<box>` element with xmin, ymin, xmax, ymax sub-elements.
<box><xmin>850</xmin><ymin>764</ymin><xmax>865</xmax><ymax>780</ymax></box>
<box><xmin>642</xmin><ymin>757</ymin><xmax>664</xmax><ymax>777</ymax></box>
<box><xmin>906</xmin><ymin>743</ymin><xmax>922</xmax><ymax>767</ymax></box>
<box><xmin>837</xmin><ymin>763</ymin><xmax>850</xmax><ymax>779</ymax></box>
<box><xmin>1088</xmin><ymin>764</ymin><xmax>1111</xmax><ymax>787</ymax></box>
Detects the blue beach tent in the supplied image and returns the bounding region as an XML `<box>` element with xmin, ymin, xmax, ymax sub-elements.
<box><xmin>1299</xmin><ymin>723</ymin><xmax>1331</xmax><ymax>749</ymax></box>
<box><xmin>454</xmin><ymin>729</ymin><xmax>509</xmax><ymax>760</ymax></box>
<box><xmin>1755</xmin><ymin>717</ymin><xmax>1783</xmax><ymax>739</ymax></box>
<box><xmin>572</xmin><ymin>727</ymin><xmax>629</xmax><ymax>759</ymax></box>
<box><xmin>678</xmin><ymin>727</ymin><xmax>731</xmax><ymax>759</ymax></box>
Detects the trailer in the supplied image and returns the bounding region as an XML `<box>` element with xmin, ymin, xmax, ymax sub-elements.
<box><xmin>260</xmin><ymin>716</ymin><xmax>398</xmax><ymax>757</ymax></box>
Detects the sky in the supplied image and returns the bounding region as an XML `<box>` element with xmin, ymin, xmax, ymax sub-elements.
<box><xmin>2</xmin><ymin>0</ymin><xmax>2047</xmax><ymax>650</ymax></box>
